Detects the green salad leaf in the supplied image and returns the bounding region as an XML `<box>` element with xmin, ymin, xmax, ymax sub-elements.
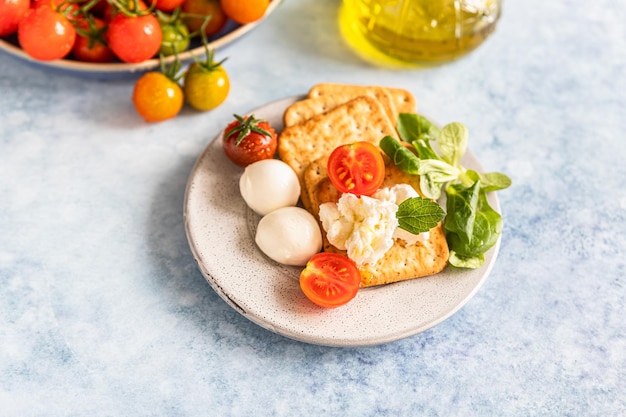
<box><xmin>379</xmin><ymin>135</ymin><xmax>420</xmax><ymax>175</ymax></box>
<box><xmin>379</xmin><ymin>113</ymin><xmax>511</xmax><ymax>269</ymax></box>
<box><xmin>445</xmin><ymin>183</ymin><xmax>503</xmax><ymax>268</ymax></box>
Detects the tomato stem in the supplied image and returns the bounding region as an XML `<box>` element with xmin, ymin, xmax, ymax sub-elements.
<box><xmin>230</xmin><ymin>114</ymin><xmax>273</xmax><ymax>146</ymax></box>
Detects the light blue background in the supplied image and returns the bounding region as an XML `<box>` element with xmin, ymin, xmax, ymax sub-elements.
<box><xmin>1</xmin><ymin>0</ymin><xmax>624</xmax><ymax>415</ymax></box>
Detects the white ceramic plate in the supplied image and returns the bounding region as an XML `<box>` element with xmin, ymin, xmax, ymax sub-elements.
<box><xmin>0</xmin><ymin>0</ymin><xmax>281</xmax><ymax>79</ymax></box>
<box><xmin>183</xmin><ymin>96</ymin><xmax>501</xmax><ymax>347</ymax></box>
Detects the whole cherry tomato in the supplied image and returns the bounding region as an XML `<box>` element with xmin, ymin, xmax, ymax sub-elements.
<box><xmin>72</xmin><ymin>16</ymin><xmax>116</xmax><ymax>63</ymax></box>
<box><xmin>222</xmin><ymin>114</ymin><xmax>276</xmax><ymax>167</ymax></box>
<box><xmin>0</xmin><ymin>0</ymin><xmax>29</xmax><ymax>36</ymax></box>
<box><xmin>159</xmin><ymin>19</ymin><xmax>190</xmax><ymax>56</ymax></box>
<box><xmin>132</xmin><ymin>71</ymin><xmax>183</xmax><ymax>122</ymax></box>
<box><xmin>183</xmin><ymin>50</ymin><xmax>229</xmax><ymax>111</ymax></box>
<box><xmin>17</xmin><ymin>5</ymin><xmax>76</xmax><ymax>61</ymax></box>
<box><xmin>153</xmin><ymin>0</ymin><xmax>184</xmax><ymax>12</ymax></box>
<box><xmin>220</xmin><ymin>0</ymin><xmax>269</xmax><ymax>24</ymax></box>
<box><xmin>106</xmin><ymin>11</ymin><xmax>161</xmax><ymax>63</ymax></box>
<box><xmin>327</xmin><ymin>141</ymin><xmax>386</xmax><ymax>197</ymax></box>
<box><xmin>299</xmin><ymin>253</ymin><xmax>361</xmax><ymax>308</ymax></box>
<box><xmin>181</xmin><ymin>0</ymin><xmax>227</xmax><ymax>37</ymax></box>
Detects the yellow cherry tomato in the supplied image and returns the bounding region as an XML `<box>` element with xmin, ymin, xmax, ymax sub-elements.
<box><xmin>183</xmin><ymin>60</ymin><xmax>230</xmax><ymax>111</ymax></box>
<box><xmin>132</xmin><ymin>72</ymin><xmax>184</xmax><ymax>122</ymax></box>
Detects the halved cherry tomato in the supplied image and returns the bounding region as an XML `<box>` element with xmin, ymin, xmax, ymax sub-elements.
<box><xmin>17</xmin><ymin>5</ymin><xmax>76</xmax><ymax>61</ymax></box>
<box><xmin>222</xmin><ymin>114</ymin><xmax>276</xmax><ymax>167</ymax></box>
<box><xmin>220</xmin><ymin>0</ymin><xmax>269</xmax><ymax>24</ymax></box>
<box><xmin>327</xmin><ymin>141</ymin><xmax>385</xmax><ymax>197</ymax></box>
<box><xmin>299</xmin><ymin>253</ymin><xmax>361</xmax><ymax>309</ymax></box>
<box><xmin>0</xmin><ymin>0</ymin><xmax>30</xmax><ymax>36</ymax></box>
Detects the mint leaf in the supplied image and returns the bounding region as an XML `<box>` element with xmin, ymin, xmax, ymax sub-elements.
<box><xmin>396</xmin><ymin>197</ymin><xmax>446</xmax><ymax>235</ymax></box>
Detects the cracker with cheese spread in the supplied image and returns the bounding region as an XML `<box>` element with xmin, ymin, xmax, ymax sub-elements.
<box><xmin>303</xmin><ymin>157</ymin><xmax>449</xmax><ymax>287</ymax></box>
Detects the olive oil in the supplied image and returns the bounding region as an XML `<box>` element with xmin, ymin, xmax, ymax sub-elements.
<box><xmin>339</xmin><ymin>0</ymin><xmax>501</xmax><ymax>67</ymax></box>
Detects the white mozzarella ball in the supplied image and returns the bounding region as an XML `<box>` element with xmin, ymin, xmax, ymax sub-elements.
<box><xmin>255</xmin><ymin>206</ymin><xmax>322</xmax><ymax>266</ymax></box>
<box><xmin>239</xmin><ymin>159</ymin><xmax>301</xmax><ymax>215</ymax></box>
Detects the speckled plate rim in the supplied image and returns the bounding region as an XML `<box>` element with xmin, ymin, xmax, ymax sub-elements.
<box><xmin>183</xmin><ymin>95</ymin><xmax>501</xmax><ymax>347</ymax></box>
<box><xmin>0</xmin><ymin>0</ymin><xmax>281</xmax><ymax>77</ymax></box>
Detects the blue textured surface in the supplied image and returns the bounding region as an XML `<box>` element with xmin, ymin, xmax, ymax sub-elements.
<box><xmin>1</xmin><ymin>0</ymin><xmax>625</xmax><ymax>415</ymax></box>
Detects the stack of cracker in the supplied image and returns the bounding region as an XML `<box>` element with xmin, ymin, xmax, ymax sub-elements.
<box><xmin>277</xmin><ymin>83</ymin><xmax>449</xmax><ymax>287</ymax></box>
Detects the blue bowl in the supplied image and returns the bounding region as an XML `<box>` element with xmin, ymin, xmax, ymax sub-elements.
<box><xmin>0</xmin><ymin>0</ymin><xmax>282</xmax><ymax>80</ymax></box>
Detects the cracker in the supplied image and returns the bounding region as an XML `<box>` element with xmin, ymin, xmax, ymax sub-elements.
<box><xmin>306</xmin><ymin>83</ymin><xmax>398</xmax><ymax>125</ymax></box>
<box><xmin>277</xmin><ymin>95</ymin><xmax>398</xmax><ymax>184</ymax></box>
<box><xmin>386</xmin><ymin>87</ymin><xmax>417</xmax><ymax>114</ymax></box>
<box><xmin>304</xmin><ymin>159</ymin><xmax>448</xmax><ymax>287</ymax></box>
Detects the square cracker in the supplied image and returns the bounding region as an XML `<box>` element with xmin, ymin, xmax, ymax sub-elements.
<box><xmin>278</xmin><ymin>95</ymin><xmax>398</xmax><ymax>184</ymax></box>
<box><xmin>308</xmin><ymin>83</ymin><xmax>417</xmax><ymax>120</ymax></box>
<box><xmin>303</xmin><ymin>158</ymin><xmax>449</xmax><ymax>287</ymax></box>
<box><xmin>284</xmin><ymin>86</ymin><xmax>396</xmax><ymax>127</ymax></box>
<box><xmin>385</xmin><ymin>87</ymin><xmax>417</xmax><ymax>114</ymax></box>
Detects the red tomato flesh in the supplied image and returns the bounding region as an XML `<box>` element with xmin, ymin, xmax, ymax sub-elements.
<box><xmin>327</xmin><ymin>141</ymin><xmax>385</xmax><ymax>197</ymax></box>
<box><xmin>300</xmin><ymin>253</ymin><xmax>361</xmax><ymax>309</ymax></box>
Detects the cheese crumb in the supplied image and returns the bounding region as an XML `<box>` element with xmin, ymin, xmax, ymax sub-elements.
<box><xmin>319</xmin><ymin>193</ymin><xmax>397</xmax><ymax>266</ymax></box>
<box><xmin>319</xmin><ymin>184</ymin><xmax>430</xmax><ymax>266</ymax></box>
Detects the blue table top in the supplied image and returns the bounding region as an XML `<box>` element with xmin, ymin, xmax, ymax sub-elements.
<box><xmin>1</xmin><ymin>0</ymin><xmax>625</xmax><ymax>415</ymax></box>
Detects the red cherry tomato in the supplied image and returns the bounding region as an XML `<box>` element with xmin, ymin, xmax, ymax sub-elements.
<box><xmin>222</xmin><ymin>114</ymin><xmax>277</xmax><ymax>167</ymax></box>
<box><xmin>327</xmin><ymin>141</ymin><xmax>385</xmax><ymax>197</ymax></box>
<box><xmin>106</xmin><ymin>12</ymin><xmax>162</xmax><ymax>63</ymax></box>
<box><xmin>17</xmin><ymin>5</ymin><xmax>76</xmax><ymax>61</ymax></box>
<box><xmin>153</xmin><ymin>0</ymin><xmax>184</xmax><ymax>12</ymax></box>
<box><xmin>0</xmin><ymin>0</ymin><xmax>30</xmax><ymax>36</ymax></box>
<box><xmin>72</xmin><ymin>17</ymin><xmax>116</xmax><ymax>63</ymax></box>
<box><xmin>299</xmin><ymin>253</ymin><xmax>361</xmax><ymax>308</ymax></box>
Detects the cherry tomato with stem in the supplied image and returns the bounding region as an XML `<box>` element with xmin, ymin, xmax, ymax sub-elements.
<box><xmin>184</xmin><ymin>47</ymin><xmax>230</xmax><ymax>111</ymax></box>
<box><xmin>220</xmin><ymin>0</ymin><xmax>269</xmax><ymax>24</ymax></box>
<box><xmin>181</xmin><ymin>0</ymin><xmax>227</xmax><ymax>37</ymax></box>
<box><xmin>17</xmin><ymin>4</ymin><xmax>76</xmax><ymax>61</ymax></box>
<box><xmin>158</xmin><ymin>10</ymin><xmax>190</xmax><ymax>56</ymax></box>
<box><xmin>0</xmin><ymin>0</ymin><xmax>30</xmax><ymax>36</ymax></box>
<box><xmin>327</xmin><ymin>141</ymin><xmax>386</xmax><ymax>197</ymax></box>
<box><xmin>132</xmin><ymin>57</ymin><xmax>184</xmax><ymax>122</ymax></box>
<box><xmin>72</xmin><ymin>16</ymin><xmax>116</xmax><ymax>63</ymax></box>
<box><xmin>106</xmin><ymin>2</ymin><xmax>162</xmax><ymax>63</ymax></box>
<box><xmin>299</xmin><ymin>252</ymin><xmax>361</xmax><ymax>309</ymax></box>
<box><xmin>153</xmin><ymin>0</ymin><xmax>184</xmax><ymax>12</ymax></box>
<box><xmin>222</xmin><ymin>114</ymin><xmax>276</xmax><ymax>167</ymax></box>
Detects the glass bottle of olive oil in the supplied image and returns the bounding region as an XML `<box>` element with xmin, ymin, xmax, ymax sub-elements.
<box><xmin>339</xmin><ymin>0</ymin><xmax>501</xmax><ymax>67</ymax></box>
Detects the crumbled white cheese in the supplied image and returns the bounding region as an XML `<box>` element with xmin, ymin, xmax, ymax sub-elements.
<box><xmin>319</xmin><ymin>184</ymin><xmax>431</xmax><ymax>266</ymax></box>
<box><xmin>319</xmin><ymin>193</ymin><xmax>397</xmax><ymax>266</ymax></box>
